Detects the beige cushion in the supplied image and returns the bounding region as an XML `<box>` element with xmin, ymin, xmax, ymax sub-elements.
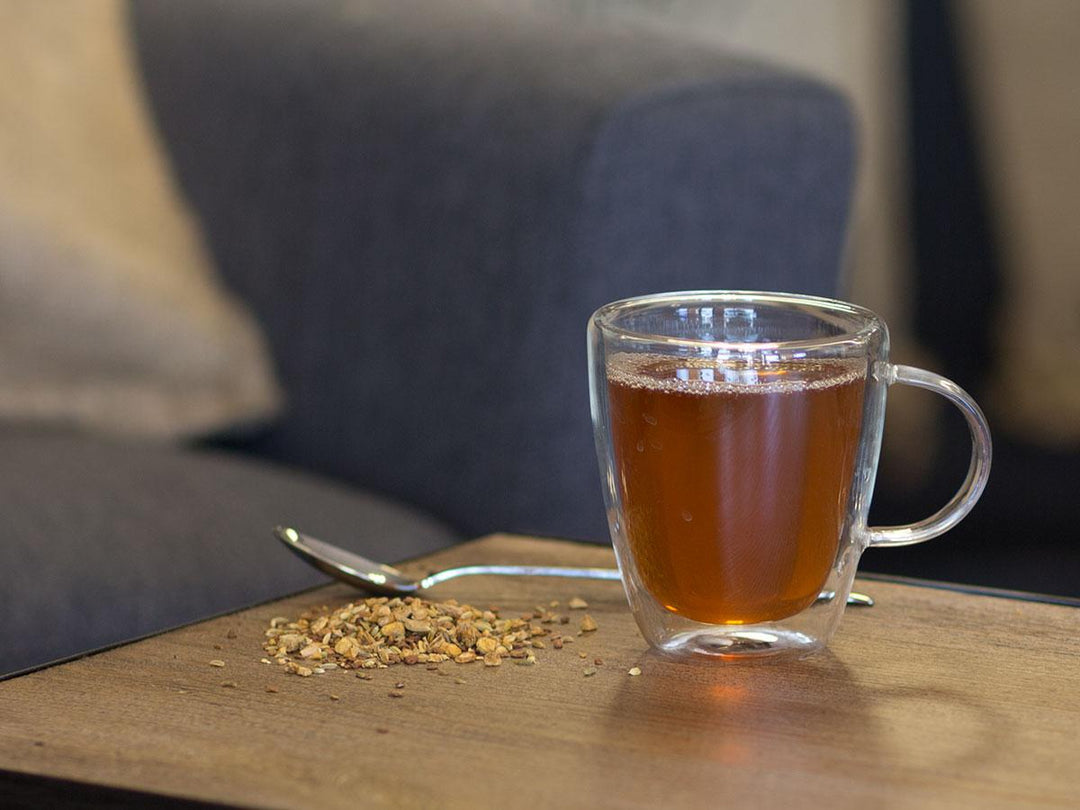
<box><xmin>0</xmin><ymin>0</ymin><xmax>281</xmax><ymax>439</ymax></box>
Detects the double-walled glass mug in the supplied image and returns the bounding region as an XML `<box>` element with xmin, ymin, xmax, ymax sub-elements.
<box><xmin>588</xmin><ymin>291</ymin><xmax>991</xmax><ymax>659</ymax></box>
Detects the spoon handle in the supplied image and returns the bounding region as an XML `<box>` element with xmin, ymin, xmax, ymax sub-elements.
<box><xmin>420</xmin><ymin>565</ymin><xmax>621</xmax><ymax>589</ymax></box>
<box><xmin>419</xmin><ymin>565</ymin><xmax>874</xmax><ymax>607</ymax></box>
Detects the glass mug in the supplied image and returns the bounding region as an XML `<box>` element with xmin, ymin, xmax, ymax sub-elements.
<box><xmin>588</xmin><ymin>291</ymin><xmax>991</xmax><ymax>659</ymax></box>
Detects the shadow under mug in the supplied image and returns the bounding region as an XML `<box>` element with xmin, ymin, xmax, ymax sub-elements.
<box><xmin>588</xmin><ymin>291</ymin><xmax>991</xmax><ymax>659</ymax></box>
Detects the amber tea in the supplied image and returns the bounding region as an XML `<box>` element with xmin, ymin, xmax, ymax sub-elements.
<box><xmin>607</xmin><ymin>353</ymin><xmax>866</xmax><ymax>625</ymax></box>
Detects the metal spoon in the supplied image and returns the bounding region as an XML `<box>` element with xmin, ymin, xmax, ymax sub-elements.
<box><xmin>274</xmin><ymin>526</ymin><xmax>874</xmax><ymax>607</ymax></box>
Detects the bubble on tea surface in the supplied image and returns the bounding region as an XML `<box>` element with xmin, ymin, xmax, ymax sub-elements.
<box><xmin>607</xmin><ymin>353</ymin><xmax>864</xmax><ymax>395</ymax></box>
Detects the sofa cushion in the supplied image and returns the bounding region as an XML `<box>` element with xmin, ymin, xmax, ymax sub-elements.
<box><xmin>0</xmin><ymin>0</ymin><xmax>281</xmax><ymax>440</ymax></box>
<box><xmin>130</xmin><ymin>0</ymin><xmax>853</xmax><ymax>542</ymax></box>
<box><xmin>0</xmin><ymin>430</ymin><xmax>460</xmax><ymax>677</ymax></box>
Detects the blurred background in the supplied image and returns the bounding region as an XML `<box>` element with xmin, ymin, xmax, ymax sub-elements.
<box><xmin>3</xmin><ymin>0</ymin><xmax>1077</xmax><ymax>606</ymax></box>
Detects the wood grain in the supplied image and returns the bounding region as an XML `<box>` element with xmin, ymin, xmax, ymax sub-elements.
<box><xmin>1</xmin><ymin>534</ymin><xmax>1078</xmax><ymax>809</ymax></box>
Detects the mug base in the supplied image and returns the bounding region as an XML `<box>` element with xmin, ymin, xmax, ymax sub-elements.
<box><xmin>657</xmin><ymin>627</ymin><xmax>821</xmax><ymax>660</ymax></box>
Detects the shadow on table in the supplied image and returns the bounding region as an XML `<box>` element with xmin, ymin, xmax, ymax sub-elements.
<box><xmin>589</xmin><ymin>650</ymin><xmax>1010</xmax><ymax>806</ymax></box>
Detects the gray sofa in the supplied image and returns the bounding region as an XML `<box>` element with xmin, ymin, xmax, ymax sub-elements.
<box><xmin>1</xmin><ymin>0</ymin><xmax>853</xmax><ymax>676</ymax></box>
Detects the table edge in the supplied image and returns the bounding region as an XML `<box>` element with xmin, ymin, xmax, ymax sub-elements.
<box><xmin>856</xmin><ymin>571</ymin><xmax>1080</xmax><ymax>607</ymax></box>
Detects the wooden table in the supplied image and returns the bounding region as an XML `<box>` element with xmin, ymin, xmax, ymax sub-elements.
<box><xmin>2</xmin><ymin>534</ymin><xmax>1078</xmax><ymax>809</ymax></box>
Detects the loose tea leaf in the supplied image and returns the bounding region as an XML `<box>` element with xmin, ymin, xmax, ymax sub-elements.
<box><xmin>262</xmin><ymin>595</ymin><xmax>584</xmax><ymax>676</ymax></box>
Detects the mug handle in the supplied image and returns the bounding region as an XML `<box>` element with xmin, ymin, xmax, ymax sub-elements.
<box><xmin>867</xmin><ymin>364</ymin><xmax>992</xmax><ymax>548</ymax></box>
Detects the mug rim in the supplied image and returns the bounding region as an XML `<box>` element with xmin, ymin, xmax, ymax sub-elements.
<box><xmin>591</xmin><ymin>290</ymin><xmax>883</xmax><ymax>353</ymax></box>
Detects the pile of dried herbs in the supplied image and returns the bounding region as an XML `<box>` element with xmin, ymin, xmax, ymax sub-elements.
<box><xmin>263</xmin><ymin>595</ymin><xmax>597</xmax><ymax>677</ymax></box>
